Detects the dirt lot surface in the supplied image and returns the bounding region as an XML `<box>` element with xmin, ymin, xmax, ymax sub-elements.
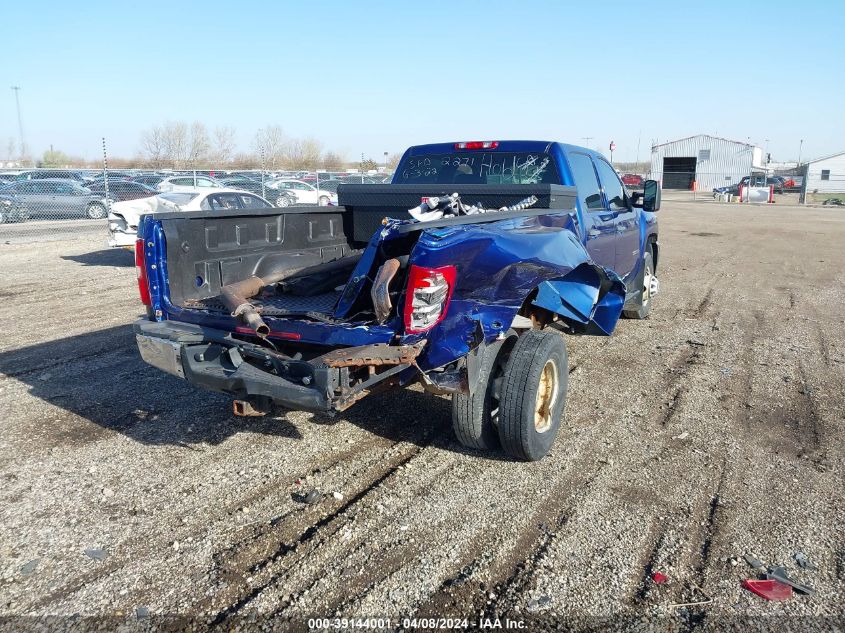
<box><xmin>0</xmin><ymin>203</ymin><xmax>843</xmax><ymax>631</ymax></box>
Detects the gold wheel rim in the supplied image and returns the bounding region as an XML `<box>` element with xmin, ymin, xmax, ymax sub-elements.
<box><xmin>535</xmin><ymin>359</ymin><xmax>558</xmax><ymax>433</ymax></box>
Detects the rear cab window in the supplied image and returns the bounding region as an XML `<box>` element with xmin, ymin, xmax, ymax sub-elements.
<box><xmin>395</xmin><ymin>150</ymin><xmax>559</xmax><ymax>185</ymax></box>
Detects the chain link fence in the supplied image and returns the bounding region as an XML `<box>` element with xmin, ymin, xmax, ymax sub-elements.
<box><xmin>0</xmin><ymin>163</ymin><xmax>394</xmax><ymax>239</ymax></box>
<box><xmin>651</xmin><ymin>167</ymin><xmax>845</xmax><ymax>206</ymax></box>
<box><xmin>2</xmin><ymin>157</ymin><xmax>844</xmax><ymax>241</ymax></box>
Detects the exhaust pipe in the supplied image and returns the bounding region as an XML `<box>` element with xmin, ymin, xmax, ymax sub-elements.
<box><xmin>221</xmin><ymin>276</ymin><xmax>272</xmax><ymax>338</ymax></box>
<box><xmin>219</xmin><ymin>254</ymin><xmax>364</xmax><ymax>338</ymax></box>
<box><xmin>371</xmin><ymin>258</ymin><xmax>401</xmax><ymax>324</ymax></box>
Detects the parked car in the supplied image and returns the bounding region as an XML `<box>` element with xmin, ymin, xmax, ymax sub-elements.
<box><xmin>713</xmin><ymin>175</ymin><xmax>784</xmax><ymax>198</ymax></box>
<box><xmin>156</xmin><ymin>175</ymin><xmax>224</xmax><ymax>192</ymax></box>
<box><xmin>108</xmin><ymin>188</ymin><xmax>272</xmax><ymax>247</ymax></box>
<box><xmin>218</xmin><ymin>177</ymin><xmax>296</xmax><ymax>206</ymax></box>
<box><xmin>86</xmin><ymin>180</ymin><xmax>160</xmax><ymax>202</ymax></box>
<box><xmin>16</xmin><ymin>169</ymin><xmax>86</xmax><ymax>182</ymax></box>
<box><xmin>132</xmin><ymin>140</ymin><xmax>660</xmax><ymax>462</ymax></box>
<box><xmin>0</xmin><ymin>179</ymin><xmax>111</xmax><ymax>219</ymax></box>
<box><xmin>265</xmin><ymin>179</ymin><xmax>338</xmax><ymax>205</ymax></box>
<box><xmin>130</xmin><ymin>174</ymin><xmax>168</xmax><ymax>189</ymax></box>
<box><xmin>620</xmin><ymin>173</ymin><xmax>644</xmax><ymax>188</ymax></box>
<box><xmin>739</xmin><ymin>175</ymin><xmax>783</xmax><ymax>194</ymax></box>
<box><xmin>0</xmin><ymin>192</ymin><xmax>30</xmax><ymax>223</ymax></box>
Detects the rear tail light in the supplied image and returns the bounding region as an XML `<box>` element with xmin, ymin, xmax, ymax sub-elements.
<box><xmin>403</xmin><ymin>264</ymin><xmax>456</xmax><ymax>333</ymax></box>
<box><xmin>135</xmin><ymin>238</ymin><xmax>151</xmax><ymax>306</ymax></box>
<box><xmin>455</xmin><ymin>141</ymin><xmax>499</xmax><ymax>150</ymax></box>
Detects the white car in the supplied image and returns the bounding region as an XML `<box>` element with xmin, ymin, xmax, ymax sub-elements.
<box><xmin>265</xmin><ymin>179</ymin><xmax>337</xmax><ymax>206</ymax></box>
<box><xmin>107</xmin><ymin>188</ymin><xmax>271</xmax><ymax>247</ymax></box>
<box><xmin>156</xmin><ymin>175</ymin><xmax>224</xmax><ymax>192</ymax></box>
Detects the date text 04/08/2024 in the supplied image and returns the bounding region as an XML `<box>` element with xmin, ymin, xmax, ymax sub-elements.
<box><xmin>307</xmin><ymin>617</ymin><xmax>527</xmax><ymax>629</ymax></box>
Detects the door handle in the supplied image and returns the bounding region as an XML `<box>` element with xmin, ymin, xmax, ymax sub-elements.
<box><xmin>588</xmin><ymin>229</ymin><xmax>601</xmax><ymax>238</ymax></box>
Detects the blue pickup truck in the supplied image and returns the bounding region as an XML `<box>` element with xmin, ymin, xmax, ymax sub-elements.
<box><xmin>133</xmin><ymin>140</ymin><xmax>660</xmax><ymax>460</ymax></box>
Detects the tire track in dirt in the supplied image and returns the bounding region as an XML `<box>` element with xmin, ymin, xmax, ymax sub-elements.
<box><xmin>200</xmin><ymin>430</ymin><xmax>450</xmax><ymax>624</ymax></box>
<box><xmin>415</xmin><ymin>460</ymin><xmax>608</xmax><ymax>619</ymax></box>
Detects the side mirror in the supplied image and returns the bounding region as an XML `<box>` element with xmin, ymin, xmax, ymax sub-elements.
<box><xmin>643</xmin><ymin>179</ymin><xmax>661</xmax><ymax>212</ymax></box>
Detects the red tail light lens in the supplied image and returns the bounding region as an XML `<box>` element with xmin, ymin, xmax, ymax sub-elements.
<box><xmin>455</xmin><ymin>141</ymin><xmax>499</xmax><ymax>150</ymax></box>
<box><xmin>135</xmin><ymin>238</ymin><xmax>151</xmax><ymax>306</ymax></box>
<box><xmin>403</xmin><ymin>264</ymin><xmax>457</xmax><ymax>333</ymax></box>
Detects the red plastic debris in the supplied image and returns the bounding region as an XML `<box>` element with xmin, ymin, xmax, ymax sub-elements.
<box><xmin>652</xmin><ymin>572</ymin><xmax>668</xmax><ymax>584</ymax></box>
<box><xmin>742</xmin><ymin>578</ymin><xmax>792</xmax><ymax>601</ymax></box>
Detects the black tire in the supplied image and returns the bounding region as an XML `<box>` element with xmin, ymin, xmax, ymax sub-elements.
<box><xmin>623</xmin><ymin>244</ymin><xmax>655</xmax><ymax>320</ymax></box>
<box><xmin>86</xmin><ymin>203</ymin><xmax>107</xmax><ymax>220</ymax></box>
<box><xmin>451</xmin><ymin>331</ymin><xmax>517</xmax><ymax>451</ymax></box>
<box><xmin>318</xmin><ymin>195</ymin><xmax>329</xmax><ymax>206</ymax></box>
<box><xmin>497</xmin><ymin>330</ymin><xmax>568</xmax><ymax>461</ymax></box>
<box><xmin>275</xmin><ymin>195</ymin><xmax>290</xmax><ymax>208</ymax></box>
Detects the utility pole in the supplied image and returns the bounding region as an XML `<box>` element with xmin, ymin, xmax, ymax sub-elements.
<box><xmin>581</xmin><ymin>137</ymin><xmax>593</xmax><ymax>150</ymax></box>
<box><xmin>10</xmin><ymin>86</ymin><xmax>25</xmax><ymax>162</ymax></box>
<box><xmin>797</xmin><ymin>139</ymin><xmax>803</xmax><ymax>167</ymax></box>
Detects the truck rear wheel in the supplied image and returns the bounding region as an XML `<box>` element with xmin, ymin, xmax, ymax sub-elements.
<box><xmin>623</xmin><ymin>244</ymin><xmax>656</xmax><ymax>319</ymax></box>
<box><xmin>497</xmin><ymin>330</ymin><xmax>567</xmax><ymax>461</ymax></box>
<box><xmin>451</xmin><ymin>332</ymin><xmax>516</xmax><ymax>451</ymax></box>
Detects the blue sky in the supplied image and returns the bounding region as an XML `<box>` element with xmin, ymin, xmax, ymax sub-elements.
<box><xmin>2</xmin><ymin>0</ymin><xmax>843</xmax><ymax>163</ymax></box>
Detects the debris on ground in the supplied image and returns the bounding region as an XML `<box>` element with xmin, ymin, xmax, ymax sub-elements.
<box><xmin>766</xmin><ymin>566</ymin><xmax>815</xmax><ymax>595</ymax></box>
<box><xmin>668</xmin><ymin>583</ymin><xmax>713</xmax><ymax>609</ymax></box>
<box><xmin>135</xmin><ymin>606</ymin><xmax>150</xmax><ymax>619</ymax></box>
<box><xmin>673</xmin><ymin>432</ymin><xmax>689</xmax><ymax>440</ymax></box>
<box><xmin>302</xmin><ymin>490</ymin><xmax>322</xmax><ymax>505</ymax></box>
<box><xmin>794</xmin><ymin>552</ymin><xmax>818</xmax><ymax>571</ymax></box>
<box><xmin>526</xmin><ymin>595</ymin><xmax>552</xmax><ymax>613</ymax></box>
<box><xmin>742</xmin><ymin>578</ymin><xmax>792</xmax><ymax>601</ymax></box>
<box><xmin>332</xmin><ymin>491</ymin><xmax>344</xmax><ymax>501</ymax></box>
<box><xmin>652</xmin><ymin>571</ymin><xmax>668</xmax><ymax>584</ymax></box>
<box><xmin>84</xmin><ymin>548</ymin><xmax>108</xmax><ymax>561</ymax></box>
<box><xmin>20</xmin><ymin>559</ymin><xmax>39</xmax><ymax>576</ymax></box>
<box><xmin>743</xmin><ymin>554</ymin><xmax>766</xmax><ymax>570</ymax></box>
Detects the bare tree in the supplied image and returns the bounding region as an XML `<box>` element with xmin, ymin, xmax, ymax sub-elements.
<box><xmin>286</xmin><ymin>137</ymin><xmax>322</xmax><ymax>170</ymax></box>
<box><xmin>254</xmin><ymin>125</ymin><xmax>286</xmax><ymax>170</ymax></box>
<box><xmin>213</xmin><ymin>126</ymin><xmax>237</xmax><ymax>165</ymax></box>
<box><xmin>187</xmin><ymin>121</ymin><xmax>211</xmax><ymax>166</ymax></box>
<box><xmin>141</xmin><ymin>126</ymin><xmax>167</xmax><ymax>168</ymax></box>
<box><xmin>322</xmin><ymin>151</ymin><xmax>344</xmax><ymax>171</ymax></box>
<box><xmin>386</xmin><ymin>152</ymin><xmax>402</xmax><ymax>169</ymax></box>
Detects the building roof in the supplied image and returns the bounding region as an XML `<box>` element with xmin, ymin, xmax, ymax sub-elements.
<box><xmin>804</xmin><ymin>151</ymin><xmax>845</xmax><ymax>164</ymax></box>
<box><xmin>652</xmin><ymin>134</ymin><xmax>754</xmax><ymax>149</ymax></box>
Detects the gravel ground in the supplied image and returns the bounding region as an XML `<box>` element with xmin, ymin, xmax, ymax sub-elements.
<box><xmin>0</xmin><ymin>202</ymin><xmax>843</xmax><ymax>631</ymax></box>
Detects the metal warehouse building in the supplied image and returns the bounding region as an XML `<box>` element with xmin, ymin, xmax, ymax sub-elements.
<box><xmin>803</xmin><ymin>151</ymin><xmax>845</xmax><ymax>194</ymax></box>
<box><xmin>650</xmin><ymin>134</ymin><xmax>765</xmax><ymax>190</ymax></box>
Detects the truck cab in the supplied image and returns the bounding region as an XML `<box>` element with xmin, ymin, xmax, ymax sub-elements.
<box><xmin>393</xmin><ymin>141</ymin><xmax>657</xmax><ymax>287</ymax></box>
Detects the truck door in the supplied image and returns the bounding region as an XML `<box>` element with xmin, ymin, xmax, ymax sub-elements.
<box><xmin>594</xmin><ymin>158</ymin><xmax>640</xmax><ymax>280</ymax></box>
<box><xmin>565</xmin><ymin>152</ymin><xmax>615</xmax><ymax>270</ymax></box>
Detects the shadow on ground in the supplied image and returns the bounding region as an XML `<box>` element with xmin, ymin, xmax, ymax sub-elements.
<box><xmin>0</xmin><ymin>324</ymin><xmax>458</xmax><ymax>452</ymax></box>
<box><xmin>61</xmin><ymin>249</ymin><xmax>134</xmax><ymax>267</ymax></box>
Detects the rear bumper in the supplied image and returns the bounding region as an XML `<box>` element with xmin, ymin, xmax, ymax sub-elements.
<box><xmin>108</xmin><ymin>227</ymin><xmax>137</xmax><ymax>248</ymax></box>
<box><xmin>134</xmin><ymin>319</ymin><xmax>420</xmax><ymax>413</ymax></box>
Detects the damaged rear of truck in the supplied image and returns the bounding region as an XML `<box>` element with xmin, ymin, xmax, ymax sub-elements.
<box><xmin>134</xmin><ymin>141</ymin><xmax>660</xmax><ymax>460</ymax></box>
